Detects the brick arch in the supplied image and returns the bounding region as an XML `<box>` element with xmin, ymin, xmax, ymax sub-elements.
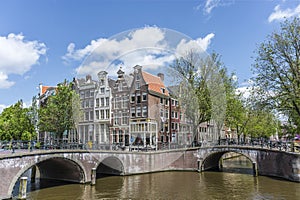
<box><xmin>200</xmin><ymin>151</ymin><xmax>256</xmax><ymax>172</ymax></box>
<box><xmin>95</xmin><ymin>156</ymin><xmax>125</xmax><ymax>176</ymax></box>
<box><xmin>8</xmin><ymin>155</ymin><xmax>87</xmax><ymax>197</ymax></box>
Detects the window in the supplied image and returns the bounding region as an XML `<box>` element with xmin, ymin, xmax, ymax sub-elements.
<box><xmin>122</xmin><ymin>96</ymin><xmax>128</xmax><ymax>108</ymax></box>
<box><xmin>131</xmin><ymin>107</ymin><xmax>135</xmax><ymax>117</ymax></box>
<box><xmin>100</xmin><ymin>98</ymin><xmax>104</xmax><ymax>107</ymax></box>
<box><xmin>96</xmin><ymin>98</ymin><xmax>99</xmax><ymax>107</ymax></box>
<box><xmin>136</xmin><ymin>106</ymin><xmax>141</xmax><ymax>117</ymax></box>
<box><xmin>105</xmin><ymin>109</ymin><xmax>110</xmax><ymax>119</ymax></box>
<box><xmin>172</xmin><ymin>111</ymin><xmax>174</xmax><ymax>118</ymax></box>
<box><xmin>90</xmin><ymin>99</ymin><xmax>94</xmax><ymax>108</ymax></box>
<box><xmin>90</xmin><ymin>111</ymin><xmax>94</xmax><ymax>120</ymax></box>
<box><xmin>85</xmin><ymin>90</ymin><xmax>90</xmax><ymax>97</ymax></box>
<box><xmin>136</xmin><ymin>74</ymin><xmax>140</xmax><ymax>80</ymax></box>
<box><xmin>160</xmin><ymin>109</ymin><xmax>164</xmax><ymax>117</ymax></box>
<box><xmin>165</xmin><ymin>99</ymin><xmax>168</xmax><ymax>105</ymax></box>
<box><xmin>100</xmin><ymin>88</ymin><xmax>105</xmax><ymax>94</ymax></box>
<box><xmin>142</xmin><ymin>93</ymin><xmax>147</xmax><ymax>101</ymax></box>
<box><xmin>85</xmin><ymin>112</ymin><xmax>89</xmax><ymax>121</ymax></box>
<box><xmin>137</xmin><ymin>93</ymin><xmax>141</xmax><ymax>103</ymax></box>
<box><xmin>80</xmin><ymin>91</ymin><xmax>85</xmax><ymax>99</ymax></box>
<box><xmin>100</xmin><ymin>110</ymin><xmax>104</xmax><ymax>119</ymax></box>
<box><xmin>172</xmin><ymin>99</ymin><xmax>175</xmax><ymax>106</ymax></box>
<box><xmin>161</xmin><ymin>88</ymin><xmax>165</xmax><ymax>93</ymax></box>
<box><xmin>90</xmin><ymin>91</ymin><xmax>94</xmax><ymax>97</ymax></box>
<box><xmin>122</xmin><ymin>113</ymin><xmax>128</xmax><ymax>125</ymax></box>
<box><xmin>96</xmin><ymin>110</ymin><xmax>99</xmax><ymax>120</ymax></box>
<box><xmin>119</xmin><ymin>130</ymin><xmax>123</xmax><ymax>143</ymax></box>
<box><xmin>160</xmin><ymin>98</ymin><xmax>164</xmax><ymax>104</ymax></box>
<box><xmin>171</xmin><ymin>123</ymin><xmax>175</xmax><ymax>130</ymax></box>
<box><xmin>175</xmin><ymin>112</ymin><xmax>178</xmax><ymax>119</ymax></box>
<box><xmin>105</xmin><ymin>97</ymin><xmax>109</xmax><ymax>106</ymax></box>
<box><xmin>131</xmin><ymin>94</ymin><xmax>135</xmax><ymax>103</ymax></box>
<box><xmin>136</xmin><ymin>82</ymin><xmax>140</xmax><ymax>90</ymax></box>
<box><xmin>142</xmin><ymin>106</ymin><xmax>147</xmax><ymax>117</ymax></box>
<box><xmin>165</xmin><ymin>109</ymin><xmax>169</xmax><ymax>119</ymax></box>
<box><xmin>100</xmin><ymin>79</ymin><xmax>104</xmax><ymax>85</ymax></box>
<box><xmin>81</xmin><ymin>100</ymin><xmax>84</xmax><ymax>108</ymax></box>
<box><xmin>85</xmin><ymin>100</ymin><xmax>89</xmax><ymax>108</ymax></box>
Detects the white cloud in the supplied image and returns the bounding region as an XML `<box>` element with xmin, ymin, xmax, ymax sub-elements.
<box><xmin>0</xmin><ymin>33</ymin><xmax>46</xmax><ymax>89</ymax></box>
<box><xmin>0</xmin><ymin>72</ymin><xmax>15</xmax><ymax>89</ymax></box>
<box><xmin>176</xmin><ymin>33</ymin><xmax>214</xmax><ymax>56</ymax></box>
<box><xmin>268</xmin><ymin>4</ymin><xmax>300</xmax><ymax>22</ymax></box>
<box><xmin>201</xmin><ymin>0</ymin><xmax>234</xmax><ymax>15</ymax></box>
<box><xmin>63</xmin><ymin>27</ymin><xmax>214</xmax><ymax>78</ymax></box>
<box><xmin>204</xmin><ymin>0</ymin><xmax>221</xmax><ymax>14</ymax></box>
<box><xmin>0</xmin><ymin>104</ymin><xmax>7</xmax><ymax>114</ymax></box>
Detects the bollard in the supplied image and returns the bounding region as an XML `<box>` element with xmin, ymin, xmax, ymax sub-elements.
<box><xmin>18</xmin><ymin>177</ymin><xmax>27</xmax><ymax>199</ymax></box>
<box><xmin>91</xmin><ymin>168</ymin><xmax>96</xmax><ymax>186</ymax></box>
<box><xmin>252</xmin><ymin>162</ymin><xmax>258</xmax><ymax>177</ymax></box>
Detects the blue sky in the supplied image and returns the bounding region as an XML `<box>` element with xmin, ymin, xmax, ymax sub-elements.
<box><xmin>0</xmin><ymin>0</ymin><xmax>300</xmax><ymax>112</ymax></box>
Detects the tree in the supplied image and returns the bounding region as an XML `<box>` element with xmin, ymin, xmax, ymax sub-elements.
<box><xmin>243</xmin><ymin>108</ymin><xmax>278</xmax><ymax>140</ymax></box>
<box><xmin>225</xmin><ymin>86</ymin><xmax>248</xmax><ymax>143</ymax></box>
<box><xmin>38</xmin><ymin>80</ymin><xmax>81</xmax><ymax>142</ymax></box>
<box><xmin>252</xmin><ymin>17</ymin><xmax>300</xmax><ymax>134</ymax></box>
<box><xmin>0</xmin><ymin>100</ymin><xmax>36</xmax><ymax>140</ymax></box>
<box><xmin>170</xmin><ymin>50</ymin><xmax>227</xmax><ymax>143</ymax></box>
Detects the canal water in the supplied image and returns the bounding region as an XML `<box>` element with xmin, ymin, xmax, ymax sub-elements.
<box><xmin>17</xmin><ymin>156</ymin><xmax>300</xmax><ymax>200</ymax></box>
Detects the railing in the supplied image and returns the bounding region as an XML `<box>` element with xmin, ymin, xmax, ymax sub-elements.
<box><xmin>0</xmin><ymin>139</ymin><xmax>299</xmax><ymax>154</ymax></box>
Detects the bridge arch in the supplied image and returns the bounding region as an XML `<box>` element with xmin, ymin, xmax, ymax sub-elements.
<box><xmin>95</xmin><ymin>156</ymin><xmax>125</xmax><ymax>176</ymax></box>
<box><xmin>200</xmin><ymin>151</ymin><xmax>256</xmax><ymax>172</ymax></box>
<box><xmin>9</xmin><ymin>155</ymin><xmax>87</xmax><ymax>197</ymax></box>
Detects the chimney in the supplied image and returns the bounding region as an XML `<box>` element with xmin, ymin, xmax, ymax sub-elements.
<box><xmin>157</xmin><ymin>73</ymin><xmax>164</xmax><ymax>82</ymax></box>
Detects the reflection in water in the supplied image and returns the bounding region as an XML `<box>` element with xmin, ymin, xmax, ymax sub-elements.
<box><xmin>25</xmin><ymin>157</ymin><xmax>299</xmax><ymax>200</ymax></box>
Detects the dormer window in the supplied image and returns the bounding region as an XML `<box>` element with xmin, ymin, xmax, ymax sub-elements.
<box><xmin>161</xmin><ymin>88</ymin><xmax>165</xmax><ymax>93</ymax></box>
<box><xmin>136</xmin><ymin>74</ymin><xmax>140</xmax><ymax>80</ymax></box>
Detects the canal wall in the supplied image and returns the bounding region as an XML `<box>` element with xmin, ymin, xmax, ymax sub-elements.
<box><xmin>257</xmin><ymin>150</ymin><xmax>300</xmax><ymax>182</ymax></box>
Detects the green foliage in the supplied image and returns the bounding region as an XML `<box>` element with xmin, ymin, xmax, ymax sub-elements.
<box><xmin>170</xmin><ymin>51</ymin><xmax>228</xmax><ymax>141</ymax></box>
<box><xmin>243</xmin><ymin>109</ymin><xmax>278</xmax><ymax>138</ymax></box>
<box><xmin>38</xmin><ymin>80</ymin><xmax>81</xmax><ymax>140</ymax></box>
<box><xmin>0</xmin><ymin>100</ymin><xmax>36</xmax><ymax>140</ymax></box>
<box><xmin>252</xmin><ymin>17</ymin><xmax>300</xmax><ymax>133</ymax></box>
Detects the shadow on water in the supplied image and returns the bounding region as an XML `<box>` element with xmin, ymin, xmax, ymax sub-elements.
<box><xmin>215</xmin><ymin>153</ymin><xmax>253</xmax><ymax>175</ymax></box>
<box><xmin>12</xmin><ymin>168</ymin><xmax>76</xmax><ymax>198</ymax></box>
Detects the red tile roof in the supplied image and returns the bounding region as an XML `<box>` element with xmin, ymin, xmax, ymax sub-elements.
<box><xmin>142</xmin><ymin>71</ymin><xmax>169</xmax><ymax>96</ymax></box>
<box><xmin>41</xmin><ymin>86</ymin><xmax>56</xmax><ymax>95</ymax></box>
<box><xmin>41</xmin><ymin>86</ymin><xmax>51</xmax><ymax>95</ymax></box>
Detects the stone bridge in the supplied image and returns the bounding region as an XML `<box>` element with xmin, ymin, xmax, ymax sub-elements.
<box><xmin>197</xmin><ymin>146</ymin><xmax>300</xmax><ymax>183</ymax></box>
<box><xmin>0</xmin><ymin>146</ymin><xmax>299</xmax><ymax>199</ymax></box>
<box><xmin>0</xmin><ymin>148</ymin><xmax>199</xmax><ymax>199</ymax></box>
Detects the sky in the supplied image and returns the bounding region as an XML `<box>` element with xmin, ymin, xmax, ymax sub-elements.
<box><xmin>0</xmin><ymin>0</ymin><xmax>300</xmax><ymax>112</ymax></box>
